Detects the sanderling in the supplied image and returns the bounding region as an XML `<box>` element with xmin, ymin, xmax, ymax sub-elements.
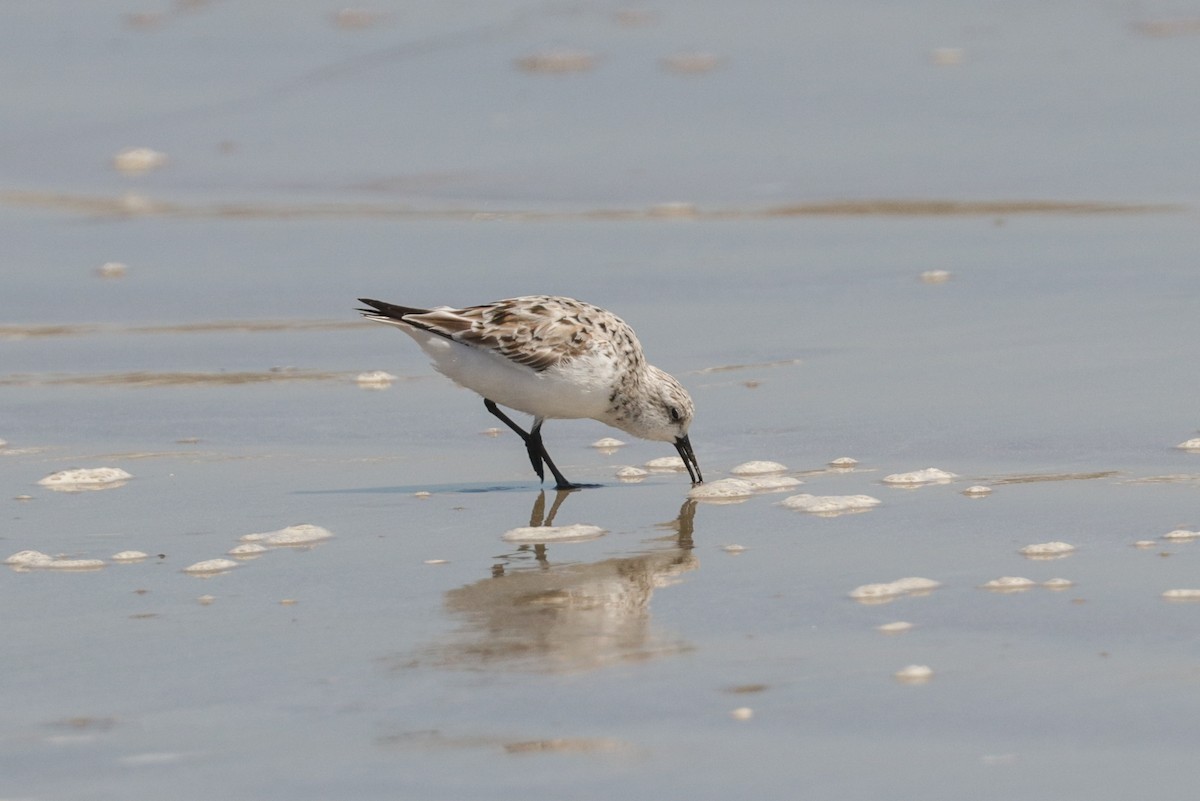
<box><xmin>357</xmin><ymin>296</ymin><xmax>702</xmax><ymax>489</ymax></box>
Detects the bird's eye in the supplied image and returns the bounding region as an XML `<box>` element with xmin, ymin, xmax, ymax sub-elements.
<box><xmin>668</xmin><ymin>406</ymin><xmax>682</xmax><ymax>423</ymax></box>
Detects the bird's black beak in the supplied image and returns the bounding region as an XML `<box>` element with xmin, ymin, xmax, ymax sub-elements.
<box><xmin>674</xmin><ymin>434</ymin><xmax>703</xmax><ymax>486</ymax></box>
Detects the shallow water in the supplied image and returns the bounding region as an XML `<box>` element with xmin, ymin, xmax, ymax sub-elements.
<box><xmin>4</xmin><ymin>2</ymin><xmax>1200</xmax><ymax>799</ymax></box>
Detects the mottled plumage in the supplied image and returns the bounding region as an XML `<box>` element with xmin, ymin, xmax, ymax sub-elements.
<box><xmin>357</xmin><ymin>296</ymin><xmax>701</xmax><ymax>489</ymax></box>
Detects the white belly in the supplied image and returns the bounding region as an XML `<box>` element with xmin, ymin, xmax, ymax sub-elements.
<box><xmin>404</xmin><ymin>328</ymin><xmax>616</xmax><ymax>420</ymax></box>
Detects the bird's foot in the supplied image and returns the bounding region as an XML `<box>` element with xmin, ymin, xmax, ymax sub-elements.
<box><xmin>553</xmin><ymin>481</ymin><xmax>601</xmax><ymax>491</ymax></box>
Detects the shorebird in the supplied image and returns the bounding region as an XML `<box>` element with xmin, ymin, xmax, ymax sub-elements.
<box><xmin>357</xmin><ymin>296</ymin><xmax>702</xmax><ymax>489</ymax></box>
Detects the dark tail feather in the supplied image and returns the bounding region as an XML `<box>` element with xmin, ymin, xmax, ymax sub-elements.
<box><xmin>357</xmin><ymin>298</ymin><xmax>430</xmax><ymax>321</ymax></box>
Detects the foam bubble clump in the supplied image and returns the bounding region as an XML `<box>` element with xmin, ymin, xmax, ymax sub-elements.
<box><xmin>96</xmin><ymin>262</ymin><xmax>127</xmax><ymax>279</ymax></box>
<box><xmin>355</xmin><ymin>371</ymin><xmax>397</xmax><ymax>387</ymax></box>
<box><xmin>740</xmin><ymin>475</ymin><xmax>802</xmax><ymax>492</ymax></box>
<box><xmin>1162</xmin><ymin>589</ymin><xmax>1200</xmax><ymax>600</ymax></box>
<box><xmin>502</xmin><ymin>524</ymin><xmax>605</xmax><ymax>543</ymax></box>
<box><xmin>5</xmin><ymin>550</ymin><xmax>53</xmax><ymax>567</ymax></box>
<box><xmin>183</xmin><ymin>559</ymin><xmax>239</xmax><ymax>575</ymax></box>
<box><xmin>882</xmin><ymin>468</ymin><xmax>957</xmax><ymax>485</ymax></box>
<box><xmin>828</xmin><ymin>457</ymin><xmax>858</xmax><ymax>468</ymax></box>
<box><xmin>877</xmin><ymin>621</ymin><xmax>914</xmax><ymax>633</ymax></box>
<box><xmin>730</xmin><ymin>461</ymin><xmax>788</xmax><ymax>476</ymax></box>
<box><xmin>688</xmin><ymin>478</ymin><xmax>756</xmax><ymax>503</ymax></box>
<box><xmin>112</xmin><ymin>146</ymin><xmax>167</xmax><ymax>173</ymax></box>
<box><xmin>1175</xmin><ymin>438</ymin><xmax>1200</xmax><ymax>451</ymax></box>
<box><xmin>1019</xmin><ymin>541</ymin><xmax>1075</xmax><ymax>558</ymax></box>
<box><xmin>241</xmin><ymin>524</ymin><xmax>333</xmax><ymax>546</ymax></box>
<box><xmin>615</xmin><ymin>466</ymin><xmax>649</xmax><ymax>479</ymax></box>
<box><xmin>4</xmin><ymin>550</ymin><xmax>105</xmax><ymax>570</ymax></box>
<box><xmin>591</xmin><ymin>437</ymin><xmax>625</xmax><ymax>449</ymax></box>
<box><xmin>111</xmin><ymin>551</ymin><xmax>148</xmax><ymax>562</ymax></box>
<box><xmin>781</xmin><ymin>494</ymin><xmax>880</xmax><ymax>515</ymax></box>
<box><xmin>894</xmin><ymin>664</ymin><xmax>934</xmax><ymax>682</ymax></box>
<box><xmin>962</xmin><ymin>485</ymin><xmax>992</xmax><ymax>497</ymax></box>
<box><xmin>849</xmin><ymin>577</ymin><xmax>940</xmax><ymax>601</ymax></box>
<box><xmin>1043</xmin><ymin>578</ymin><xmax>1074</xmax><ymax>589</ymax></box>
<box><xmin>981</xmin><ymin>576</ymin><xmax>1036</xmax><ymax>591</ymax></box>
<box><xmin>1162</xmin><ymin>529</ymin><xmax>1199</xmax><ymax>541</ymax></box>
<box><xmin>644</xmin><ymin>456</ymin><xmax>686</xmax><ymax>471</ymax></box>
<box><xmin>228</xmin><ymin>543</ymin><xmax>268</xmax><ymax>556</ymax></box>
<box><xmin>38</xmin><ymin>467</ymin><xmax>132</xmax><ymax>490</ymax></box>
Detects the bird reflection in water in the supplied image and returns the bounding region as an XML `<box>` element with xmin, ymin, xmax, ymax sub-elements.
<box><xmin>426</xmin><ymin>492</ymin><xmax>699</xmax><ymax>673</ymax></box>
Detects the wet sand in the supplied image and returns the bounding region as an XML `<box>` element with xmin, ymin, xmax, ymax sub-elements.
<box><xmin>4</xmin><ymin>2</ymin><xmax>1200</xmax><ymax>799</ymax></box>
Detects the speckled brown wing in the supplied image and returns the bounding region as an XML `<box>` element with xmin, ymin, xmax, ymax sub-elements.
<box><xmin>404</xmin><ymin>297</ymin><xmax>608</xmax><ymax>372</ymax></box>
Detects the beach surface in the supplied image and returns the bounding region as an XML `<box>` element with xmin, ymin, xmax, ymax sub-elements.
<box><xmin>3</xmin><ymin>2</ymin><xmax>1200</xmax><ymax>799</ymax></box>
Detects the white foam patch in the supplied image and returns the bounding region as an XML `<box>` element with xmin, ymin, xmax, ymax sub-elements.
<box><xmin>355</xmin><ymin>370</ymin><xmax>397</xmax><ymax>387</ymax></box>
<box><xmin>1019</xmin><ymin>541</ymin><xmax>1075</xmax><ymax>558</ymax></box>
<box><xmin>688</xmin><ymin>478</ymin><xmax>756</xmax><ymax>503</ymax></box>
<box><xmin>722</xmin><ymin>544</ymin><xmax>746</xmax><ymax>554</ymax></box>
<box><xmin>981</xmin><ymin>576</ymin><xmax>1036</xmax><ymax>591</ymax></box>
<box><xmin>96</xmin><ymin>261</ymin><xmax>128</xmax><ymax>278</ymax></box>
<box><xmin>962</xmin><ymin>485</ymin><xmax>992</xmax><ymax>497</ymax></box>
<box><xmin>113</xmin><ymin>146</ymin><xmax>167</xmax><ymax>173</ymax></box>
<box><xmin>781</xmin><ymin>494</ymin><xmax>881</xmax><ymax>515</ymax></box>
<box><xmin>730</xmin><ymin>461</ymin><xmax>788</xmax><ymax>476</ymax></box>
<box><xmin>591</xmin><ymin>437</ymin><xmax>625</xmax><ymax>449</ymax></box>
<box><xmin>1043</xmin><ymin>577</ymin><xmax>1074</xmax><ymax>589</ymax></box>
<box><xmin>615</xmin><ymin>466</ymin><xmax>649</xmax><ymax>479</ymax></box>
<box><xmin>828</xmin><ymin>457</ymin><xmax>858</xmax><ymax>468</ymax></box>
<box><xmin>228</xmin><ymin>543</ymin><xmax>268</xmax><ymax>556</ymax></box>
<box><xmin>1175</xmin><ymin>438</ymin><xmax>1200</xmax><ymax>451</ymax></box>
<box><xmin>49</xmin><ymin>558</ymin><xmax>107</xmax><ymax>570</ymax></box>
<box><xmin>894</xmin><ymin>664</ymin><xmax>934</xmax><ymax>682</ymax></box>
<box><xmin>183</xmin><ymin>559</ymin><xmax>239</xmax><ymax>575</ymax></box>
<box><xmin>5</xmin><ymin>550</ymin><xmax>54</xmax><ymax>567</ymax></box>
<box><xmin>241</xmin><ymin>524</ymin><xmax>333</xmax><ymax>546</ymax></box>
<box><xmin>4</xmin><ymin>550</ymin><xmax>105</xmax><ymax>570</ymax></box>
<box><xmin>111</xmin><ymin>550</ymin><xmax>149</xmax><ymax>562</ymax></box>
<box><xmin>1133</xmin><ymin>540</ymin><xmax>1158</xmax><ymax>549</ymax></box>
<box><xmin>644</xmin><ymin>456</ymin><xmax>686</xmax><ymax>471</ymax></box>
<box><xmin>849</xmin><ymin>577</ymin><xmax>940</xmax><ymax>601</ymax></box>
<box><xmin>740</xmin><ymin>475</ymin><xmax>802</xmax><ymax>492</ymax></box>
<box><xmin>877</xmin><ymin>621</ymin><xmax>914</xmax><ymax>633</ymax></box>
<box><xmin>38</xmin><ymin>467</ymin><xmax>132</xmax><ymax>490</ymax></box>
<box><xmin>1162</xmin><ymin>589</ymin><xmax>1200</xmax><ymax>600</ymax></box>
<box><xmin>882</xmin><ymin>467</ymin><xmax>957</xmax><ymax>485</ymax></box>
<box><xmin>1162</xmin><ymin>529</ymin><xmax>1199</xmax><ymax>541</ymax></box>
<box><xmin>502</xmin><ymin>524</ymin><xmax>605</xmax><ymax>543</ymax></box>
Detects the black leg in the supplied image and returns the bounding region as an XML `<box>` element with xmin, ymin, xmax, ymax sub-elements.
<box><xmin>484</xmin><ymin>398</ymin><xmax>592</xmax><ymax>490</ymax></box>
<box><xmin>483</xmin><ymin>399</ymin><xmax>549</xmax><ymax>484</ymax></box>
<box><xmin>528</xmin><ymin>420</ymin><xmax>577</xmax><ymax>490</ymax></box>
<box><xmin>484</xmin><ymin>398</ymin><xmax>530</xmax><ymax>440</ymax></box>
